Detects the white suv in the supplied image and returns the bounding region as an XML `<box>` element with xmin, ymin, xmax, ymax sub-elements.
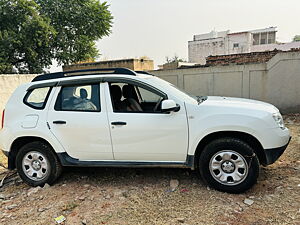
<box><xmin>0</xmin><ymin>68</ymin><xmax>291</xmax><ymax>193</ymax></box>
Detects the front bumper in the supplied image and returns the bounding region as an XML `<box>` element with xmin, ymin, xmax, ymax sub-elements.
<box><xmin>264</xmin><ymin>137</ymin><xmax>291</xmax><ymax>165</ymax></box>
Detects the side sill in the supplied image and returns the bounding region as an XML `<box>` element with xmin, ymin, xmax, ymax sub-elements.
<box><xmin>186</xmin><ymin>155</ymin><xmax>195</xmax><ymax>169</ymax></box>
<box><xmin>57</xmin><ymin>152</ymin><xmax>194</xmax><ymax>168</ymax></box>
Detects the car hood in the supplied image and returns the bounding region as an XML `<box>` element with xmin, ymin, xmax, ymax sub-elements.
<box><xmin>200</xmin><ymin>96</ymin><xmax>278</xmax><ymax>114</ymax></box>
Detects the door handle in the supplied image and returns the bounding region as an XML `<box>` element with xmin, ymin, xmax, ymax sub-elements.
<box><xmin>53</xmin><ymin>120</ymin><xmax>67</xmax><ymax>124</ymax></box>
<box><xmin>111</xmin><ymin>121</ymin><xmax>127</xmax><ymax>126</ymax></box>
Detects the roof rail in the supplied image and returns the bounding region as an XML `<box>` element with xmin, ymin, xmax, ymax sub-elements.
<box><xmin>32</xmin><ymin>68</ymin><xmax>137</xmax><ymax>82</ymax></box>
<box><xmin>135</xmin><ymin>71</ymin><xmax>153</xmax><ymax>75</ymax></box>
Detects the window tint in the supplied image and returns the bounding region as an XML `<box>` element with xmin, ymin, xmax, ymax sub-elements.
<box><xmin>137</xmin><ymin>86</ymin><xmax>162</xmax><ymax>103</ymax></box>
<box><xmin>55</xmin><ymin>84</ymin><xmax>100</xmax><ymax>112</ymax></box>
<box><xmin>24</xmin><ymin>87</ymin><xmax>51</xmax><ymax>109</ymax></box>
<box><xmin>109</xmin><ymin>82</ymin><xmax>165</xmax><ymax>113</ymax></box>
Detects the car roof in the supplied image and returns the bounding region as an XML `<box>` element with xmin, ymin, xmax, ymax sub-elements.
<box><xmin>32</xmin><ymin>68</ymin><xmax>152</xmax><ymax>82</ymax></box>
<box><xmin>26</xmin><ymin>68</ymin><xmax>153</xmax><ymax>90</ymax></box>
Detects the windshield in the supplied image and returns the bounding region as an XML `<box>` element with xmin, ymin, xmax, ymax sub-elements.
<box><xmin>147</xmin><ymin>76</ymin><xmax>199</xmax><ymax>104</ymax></box>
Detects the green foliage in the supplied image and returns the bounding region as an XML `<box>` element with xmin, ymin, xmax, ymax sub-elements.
<box><xmin>165</xmin><ymin>54</ymin><xmax>186</xmax><ymax>64</ymax></box>
<box><xmin>0</xmin><ymin>0</ymin><xmax>55</xmax><ymax>73</ymax></box>
<box><xmin>0</xmin><ymin>0</ymin><xmax>113</xmax><ymax>73</ymax></box>
<box><xmin>36</xmin><ymin>0</ymin><xmax>113</xmax><ymax>65</ymax></box>
<box><xmin>293</xmin><ymin>35</ymin><xmax>300</xmax><ymax>42</ymax></box>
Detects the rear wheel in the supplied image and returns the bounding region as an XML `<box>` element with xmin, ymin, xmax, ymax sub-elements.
<box><xmin>16</xmin><ymin>141</ymin><xmax>62</xmax><ymax>187</ymax></box>
<box><xmin>198</xmin><ymin>138</ymin><xmax>259</xmax><ymax>193</ymax></box>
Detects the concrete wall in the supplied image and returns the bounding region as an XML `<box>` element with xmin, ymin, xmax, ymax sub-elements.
<box><xmin>226</xmin><ymin>32</ymin><xmax>251</xmax><ymax>54</ymax></box>
<box><xmin>189</xmin><ymin>33</ymin><xmax>256</xmax><ymax>64</ymax></box>
<box><xmin>152</xmin><ymin>52</ymin><xmax>300</xmax><ymax>113</ymax></box>
<box><xmin>63</xmin><ymin>59</ymin><xmax>154</xmax><ymax>72</ymax></box>
<box><xmin>0</xmin><ymin>74</ymin><xmax>37</xmax><ymax>112</ymax></box>
<box><xmin>188</xmin><ymin>37</ymin><xmax>225</xmax><ymax>64</ymax></box>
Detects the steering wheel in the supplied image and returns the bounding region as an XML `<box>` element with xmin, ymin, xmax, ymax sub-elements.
<box><xmin>153</xmin><ymin>98</ymin><xmax>163</xmax><ymax>112</ymax></box>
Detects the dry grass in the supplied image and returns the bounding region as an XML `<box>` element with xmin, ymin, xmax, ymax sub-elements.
<box><xmin>0</xmin><ymin>151</ymin><xmax>7</xmax><ymax>168</ymax></box>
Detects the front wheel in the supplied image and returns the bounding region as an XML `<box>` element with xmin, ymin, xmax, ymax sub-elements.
<box><xmin>198</xmin><ymin>138</ymin><xmax>259</xmax><ymax>193</ymax></box>
<box><xmin>16</xmin><ymin>141</ymin><xmax>62</xmax><ymax>187</ymax></box>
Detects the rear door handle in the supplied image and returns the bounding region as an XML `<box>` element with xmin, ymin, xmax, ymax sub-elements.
<box><xmin>53</xmin><ymin>120</ymin><xmax>66</xmax><ymax>124</ymax></box>
<box><xmin>111</xmin><ymin>121</ymin><xmax>127</xmax><ymax>126</ymax></box>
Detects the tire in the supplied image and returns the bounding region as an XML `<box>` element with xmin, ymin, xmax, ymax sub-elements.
<box><xmin>16</xmin><ymin>141</ymin><xmax>62</xmax><ymax>187</ymax></box>
<box><xmin>198</xmin><ymin>137</ymin><xmax>259</xmax><ymax>193</ymax></box>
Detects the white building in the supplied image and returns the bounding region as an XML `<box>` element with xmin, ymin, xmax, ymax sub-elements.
<box><xmin>188</xmin><ymin>27</ymin><xmax>300</xmax><ymax>64</ymax></box>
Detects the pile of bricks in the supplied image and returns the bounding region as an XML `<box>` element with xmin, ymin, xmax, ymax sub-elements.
<box><xmin>205</xmin><ymin>48</ymin><xmax>300</xmax><ymax>66</ymax></box>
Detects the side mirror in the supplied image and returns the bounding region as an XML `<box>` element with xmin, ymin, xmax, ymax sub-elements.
<box><xmin>161</xmin><ymin>99</ymin><xmax>180</xmax><ymax>113</ymax></box>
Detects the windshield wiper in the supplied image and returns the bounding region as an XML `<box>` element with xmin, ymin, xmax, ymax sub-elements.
<box><xmin>196</xmin><ymin>96</ymin><xmax>208</xmax><ymax>104</ymax></box>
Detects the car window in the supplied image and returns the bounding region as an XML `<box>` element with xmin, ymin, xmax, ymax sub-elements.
<box><xmin>147</xmin><ymin>76</ymin><xmax>198</xmax><ymax>104</ymax></box>
<box><xmin>137</xmin><ymin>86</ymin><xmax>162</xmax><ymax>103</ymax></box>
<box><xmin>109</xmin><ymin>82</ymin><xmax>164</xmax><ymax>113</ymax></box>
<box><xmin>24</xmin><ymin>87</ymin><xmax>51</xmax><ymax>109</ymax></box>
<box><xmin>55</xmin><ymin>84</ymin><xmax>100</xmax><ymax>112</ymax></box>
<box><xmin>74</xmin><ymin>85</ymin><xmax>92</xmax><ymax>98</ymax></box>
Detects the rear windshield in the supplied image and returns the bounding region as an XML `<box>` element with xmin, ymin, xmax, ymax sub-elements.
<box><xmin>24</xmin><ymin>87</ymin><xmax>51</xmax><ymax>110</ymax></box>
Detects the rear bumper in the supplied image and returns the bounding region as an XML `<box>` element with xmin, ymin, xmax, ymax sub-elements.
<box><xmin>1</xmin><ymin>150</ymin><xmax>14</xmax><ymax>170</ymax></box>
<box><xmin>1</xmin><ymin>149</ymin><xmax>9</xmax><ymax>157</ymax></box>
<box><xmin>263</xmin><ymin>137</ymin><xmax>291</xmax><ymax>165</ymax></box>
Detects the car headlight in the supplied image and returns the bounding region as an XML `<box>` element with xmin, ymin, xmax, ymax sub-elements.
<box><xmin>272</xmin><ymin>113</ymin><xmax>285</xmax><ymax>129</ymax></box>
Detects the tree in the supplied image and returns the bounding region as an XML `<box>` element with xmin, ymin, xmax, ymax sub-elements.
<box><xmin>0</xmin><ymin>0</ymin><xmax>55</xmax><ymax>73</ymax></box>
<box><xmin>36</xmin><ymin>0</ymin><xmax>113</xmax><ymax>65</ymax></box>
<box><xmin>0</xmin><ymin>0</ymin><xmax>113</xmax><ymax>74</ymax></box>
<box><xmin>293</xmin><ymin>35</ymin><xmax>300</xmax><ymax>42</ymax></box>
<box><xmin>165</xmin><ymin>54</ymin><xmax>186</xmax><ymax>64</ymax></box>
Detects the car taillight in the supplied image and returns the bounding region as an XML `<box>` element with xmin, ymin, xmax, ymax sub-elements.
<box><xmin>1</xmin><ymin>109</ymin><xmax>4</xmax><ymax>129</ymax></box>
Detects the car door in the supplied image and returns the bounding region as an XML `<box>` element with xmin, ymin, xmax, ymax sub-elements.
<box><xmin>47</xmin><ymin>82</ymin><xmax>113</xmax><ymax>160</ymax></box>
<box><xmin>105</xmin><ymin>80</ymin><xmax>189</xmax><ymax>162</ymax></box>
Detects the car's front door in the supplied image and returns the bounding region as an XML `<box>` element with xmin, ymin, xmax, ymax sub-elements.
<box><xmin>105</xmin><ymin>80</ymin><xmax>188</xmax><ymax>162</ymax></box>
<box><xmin>47</xmin><ymin>82</ymin><xmax>113</xmax><ymax>160</ymax></box>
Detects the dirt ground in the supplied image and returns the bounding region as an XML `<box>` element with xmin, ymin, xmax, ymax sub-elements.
<box><xmin>0</xmin><ymin>115</ymin><xmax>299</xmax><ymax>225</ymax></box>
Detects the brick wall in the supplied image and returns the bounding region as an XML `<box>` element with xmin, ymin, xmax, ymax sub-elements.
<box><xmin>205</xmin><ymin>48</ymin><xmax>300</xmax><ymax>66</ymax></box>
<box><xmin>63</xmin><ymin>59</ymin><xmax>154</xmax><ymax>72</ymax></box>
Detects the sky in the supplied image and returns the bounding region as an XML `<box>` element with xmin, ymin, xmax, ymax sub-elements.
<box><xmin>52</xmin><ymin>0</ymin><xmax>300</xmax><ymax>71</ymax></box>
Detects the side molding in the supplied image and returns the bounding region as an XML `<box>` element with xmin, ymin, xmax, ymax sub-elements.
<box><xmin>57</xmin><ymin>152</ymin><xmax>195</xmax><ymax>168</ymax></box>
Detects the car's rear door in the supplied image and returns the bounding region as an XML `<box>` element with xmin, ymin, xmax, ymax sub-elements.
<box><xmin>47</xmin><ymin>82</ymin><xmax>113</xmax><ymax>160</ymax></box>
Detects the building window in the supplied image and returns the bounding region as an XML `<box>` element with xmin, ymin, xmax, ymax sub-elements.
<box><xmin>260</xmin><ymin>33</ymin><xmax>267</xmax><ymax>45</ymax></box>
<box><xmin>253</xmin><ymin>34</ymin><xmax>259</xmax><ymax>45</ymax></box>
<box><xmin>268</xmin><ymin>32</ymin><xmax>275</xmax><ymax>44</ymax></box>
<box><xmin>233</xmin><ymin>43</ymin><xmax>239</xmax><ymax>48</ymax></box>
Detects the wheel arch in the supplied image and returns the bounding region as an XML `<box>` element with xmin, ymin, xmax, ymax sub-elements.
<box><xmin>193</xmin><ymin>131</ymin><xmax>267</xmax><ymax>168</ymax></box>
<box><xmin>8</xmin><ymin>136</ymin><xmax>57</xmax><ymax>170</ymax></box>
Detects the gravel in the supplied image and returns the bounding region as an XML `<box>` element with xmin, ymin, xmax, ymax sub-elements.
<box><xmin>243</xmin><ymin>198</ymin><xmax>254</xmax><ymax>206</ymax></box>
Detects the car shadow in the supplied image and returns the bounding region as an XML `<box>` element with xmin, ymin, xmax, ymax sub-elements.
<box><xmin>58</xmin><ymin>167</ymin><xmax>203</xmax><ymax>187</ymax></box>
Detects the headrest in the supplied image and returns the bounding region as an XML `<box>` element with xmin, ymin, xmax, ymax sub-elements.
<box><xmin>122</xmin><ymin>85</ymin><xmax>135</xmax><ymax>99</ymax></box>
<box><xmin>80</xmin><ymin>88</ymin><xmax>88</xmax><ymax>99</ymax></box>
<box><xmin>110</xmin><ymin>85</ymin><xmax>122</xmax><ymax>101</ymax></box>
